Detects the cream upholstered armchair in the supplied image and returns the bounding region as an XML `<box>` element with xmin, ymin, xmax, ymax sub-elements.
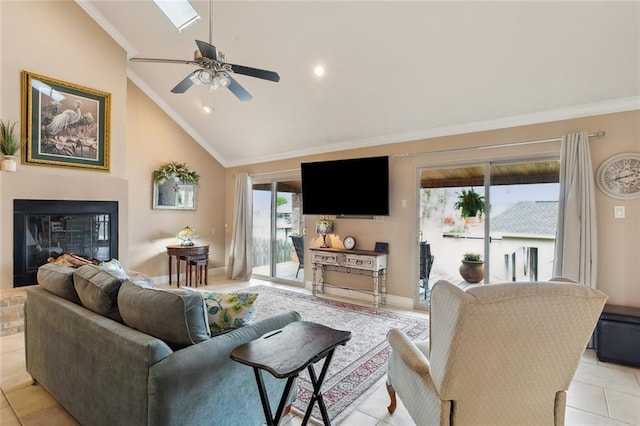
<box><xmin>386</xmin><ymin>280</ymin><xmax>607</xmax><ymax>426</ymax></box>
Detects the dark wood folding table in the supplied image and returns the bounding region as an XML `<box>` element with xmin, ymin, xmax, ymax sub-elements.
<box><xmin>230</xmin><ymin>321</ymin><xmax>351</xmax><ymax>426</ymax></box>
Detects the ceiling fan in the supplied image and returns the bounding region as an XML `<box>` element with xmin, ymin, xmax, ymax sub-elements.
<box><xmin>129</xmin><ymin>1</ymin><xmax>279</xmax><ymax>102</ymax></box>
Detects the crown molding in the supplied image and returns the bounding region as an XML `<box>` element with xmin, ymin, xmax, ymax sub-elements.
<box><xmin>75</xmin><ymin>0</ymin><xmax>138</xmax><ymax>58</ymax></box>
<box><xmin>226</xmin><ymin>96</ymin><xmax>640</xmax><ymax>167</ymax></box>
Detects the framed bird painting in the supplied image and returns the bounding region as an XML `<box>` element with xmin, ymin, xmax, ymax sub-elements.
<box><xmin>21</xmin><ymin>70</ymin><xmax>110</xmax><ymax>171</ymax></box>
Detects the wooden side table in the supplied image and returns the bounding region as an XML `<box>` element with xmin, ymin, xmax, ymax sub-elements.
<box><xmin>166</xmin><ymin>244</ymin><xmax>209</xmax><ymax>287</ymax></box>
<box><xmin>230</xmin><ymin>321</ymin><xmax>352</xmax><ymax>426</ymax></box>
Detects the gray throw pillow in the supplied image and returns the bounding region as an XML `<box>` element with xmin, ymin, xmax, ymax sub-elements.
<box><xmin>73</xmin><ymin>264</ymin><xmax>124</xmax><ymax>322</ymax></box>
<box><xmin>117</xmin><ymin>281</ymin><xmax>210</xmax><ymax>348</ymax></box>
<box><xmin>125</xmin><ymin>276</ymin><xmax>155</xmax><ymax>288</ymax></box>
<box><xmin>37</xmin><ymin>263</ymin><xmax>82</xmax><ymax>304</ymax></box>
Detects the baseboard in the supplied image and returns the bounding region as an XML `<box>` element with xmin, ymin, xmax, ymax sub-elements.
<box><xmin>303</xmin><ymin>281</ymin><xmax>414</xmax><ymax>309</ymax></box>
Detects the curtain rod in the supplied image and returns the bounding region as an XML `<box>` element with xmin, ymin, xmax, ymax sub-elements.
<box><xmin>392</xmin><ymin>131</ymin><xmax>605</xmax><ymax>158</ymax></box>
<box><xmin>250</xmin><ymin>168</ymin><xmax>299</xmax><ymax>177</ymax></box>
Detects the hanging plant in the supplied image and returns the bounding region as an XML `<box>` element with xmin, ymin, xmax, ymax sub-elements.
<box><xmin>453</xmin><ymin>188</ymin><xmax>485</xmax><ymax>219</ymax></box>
<box><xmin>153</xmin><ymin>161</ymin><xmax>200</xmax><ymax>185</ymax></box>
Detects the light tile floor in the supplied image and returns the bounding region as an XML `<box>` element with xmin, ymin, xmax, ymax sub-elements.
<box><xmin>1</xmin><ymin>276</ymin><xmax>639</xmax><ymax>425</ymax></box>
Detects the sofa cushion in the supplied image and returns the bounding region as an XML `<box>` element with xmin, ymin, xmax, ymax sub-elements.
<box><xmin>117</xmin><ymin>281</ymin><xmax>210</xmax><ymax>348</ymax></box>
<box><xmin>37</xmin><ymin>263</ymin><xmax>82</xmax><ymax>304</ymax></box>
<box><xmin>200</xmin><ymin>291</ymin><xmax>259</xmax><ymax>335</ymax></box>
<box><xmin>73</xmin><ymin>264</ymin><xmax>124</xmax><ymax>322</ymax></box>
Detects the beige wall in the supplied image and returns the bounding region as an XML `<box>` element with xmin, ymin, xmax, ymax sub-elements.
<box><xmin>126</xmin><ymin>82</ymin><xmax>226</xmax><ymax>280</ymax></box>
<box><xmin>226</xmin><ymin>111</ymin><xmax>640</xmax><ymax>308</ymax></box>
<box><xmin>0</xmin><ymin>1</ymin><xmax>226</xmax><ymax>288</ymax></box>
<box><xmin>0</xmin><ymin>0</ymin><xmax>129</xmax><ymax>288</ymax></box>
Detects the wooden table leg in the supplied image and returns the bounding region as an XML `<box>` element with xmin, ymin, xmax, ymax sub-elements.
<box><xmin>372</xmin><ymin>270</ymin><xmax>379</xmax><ymax>308</ymax></box>
<box><xmin>187</xmin><ymin>259</ymin><xmax>193</xmax><ymax>287</ymax></box>
<box><xmin>253</xmin><ymin>368</ymin><xmax>296</xmax><ymax>426</ymax></box>
<box><xmin>177</xmin><ymin>257</ymin><xmax>181</xmax><ymax>287</ymax></box>
<box><xmin>168</xmin><ymin>255</ymin><xmax>173</xmax><ymax>286</ymax></box>
<box><xmin>301</xmin><ymin>349</ymin><xmax>335</xmax><ymax>426</ymax></box>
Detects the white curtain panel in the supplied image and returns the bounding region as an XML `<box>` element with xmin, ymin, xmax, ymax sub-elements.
<box><xmin>553</xmin><ymin>132</ymin><xmax>598</xmax><ymax>288</ymax></box>
<box><xmin>227</xmin><ymin>172</ymin><xmax>253</xmax><ymax>280</ymax></box>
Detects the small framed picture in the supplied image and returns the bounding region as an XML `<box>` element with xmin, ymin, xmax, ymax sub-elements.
<box><xmin>22</xmin><ymin>70</ymin><xmax>111</xmax><ymax>171</ymax></box>
<box><xmin>374</xmin><ymin>242</ymin><xmax>389</xmax><ymax>253</ymax></box>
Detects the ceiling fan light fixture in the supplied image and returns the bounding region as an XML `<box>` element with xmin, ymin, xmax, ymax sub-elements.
<box><xmin>209</xmin><ymin>79</ymin><xmax>220</xmax><ymax>92</ymax></box>
<box><xmin>198</xmin><ymin>70</ymin><xmax>213</xmax><ymax>84</ymax></box>
<box><xmin>131</xmin><ymin>0</ymin><xmax>280</xmax><ymax>102</ymax></box>
<box><xmin>217</xmin><ymin>73</ymin><xmax>230</xmax><ymax>88</ymax></box>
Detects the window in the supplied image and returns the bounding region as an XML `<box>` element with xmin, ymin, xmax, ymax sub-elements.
<box><xmin>152</xmin><ymin>0</ymin><xmax>200</xmax><ymax>32</ymax></box>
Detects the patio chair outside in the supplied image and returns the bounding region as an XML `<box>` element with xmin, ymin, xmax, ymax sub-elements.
<box><xmin>290</xmin><ymin>234</ymin><xmax>304</xmax><ymax>278</ymax></box>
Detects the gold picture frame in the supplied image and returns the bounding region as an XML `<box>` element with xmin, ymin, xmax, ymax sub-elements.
<box><xmin>21</xmin><ymin>70</ymin><xmax>111</xmax><ymax>171</ymax></box>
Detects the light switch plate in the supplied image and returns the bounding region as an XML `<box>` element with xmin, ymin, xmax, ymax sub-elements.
<box><xmin>614</xmin><ymin>206</ymin><xmax>625</xmax><ymax>219</ymax></box>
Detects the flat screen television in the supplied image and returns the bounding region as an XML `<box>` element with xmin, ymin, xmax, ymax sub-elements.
<box><xmin>301</xmin><ymin>155</ymin><xmax>389</xmax><ymax>216</ymax></box>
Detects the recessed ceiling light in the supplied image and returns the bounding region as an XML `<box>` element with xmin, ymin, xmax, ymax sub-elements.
<box><xmin>314</xmin><ymin>65</ymin><xmax>326</xmax><ymax>78</ymax></box>
<box><xmin>203</xmin><ymin>105</ymin><xmax>212</xmax><ymax>114</ymax></box>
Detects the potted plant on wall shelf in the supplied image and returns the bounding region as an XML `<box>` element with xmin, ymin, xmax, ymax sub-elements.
<box><xmin>453</xmin><ymin>188</ymin><xmax>485</xmax><ymax>219</ymax></box>
<box><xmin>0</xmin><ymin>119</ymin><xmax>26</xmax><ymax>172</ymax></box>
<box><xmin>459</xmin><ymin>252</ymin><xmax>484</xmax><ymax>283</ymax></box>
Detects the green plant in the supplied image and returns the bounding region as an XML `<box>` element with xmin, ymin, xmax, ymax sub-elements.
<box><xmin>153</xmin><ymin>161</ymin><xmax>200</xmax><ymax>185</ymax></box>
<box><xmin>0</xmin><ymin>119</ymin><xmax>26</xmax><ymax>156</ymax></box>
<box><xmin>462</xmin><ymin>252</ymin><xmax>482</xmax><ymax>262</ymax></box>
<box><xmin>453</xmin><ymin>188</ymin><xmax>485</xmax><ymax>219</ymax></box>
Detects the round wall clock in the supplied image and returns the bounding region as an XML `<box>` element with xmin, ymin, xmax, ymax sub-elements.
<box><xmin>596</xmin><ymin>153</ymin><xmax>640</xmax><ymax>200</ymax></box>
<box><xmin>343</xmin><ymin>236</ymin><xmax>356</xmax><ymax>250</ymax></box>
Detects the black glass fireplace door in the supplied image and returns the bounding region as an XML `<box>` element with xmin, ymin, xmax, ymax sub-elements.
<box><xmin>13</xmin><ymin>200</ymin><xmax>118</xmax><ymax>287</ymax></box>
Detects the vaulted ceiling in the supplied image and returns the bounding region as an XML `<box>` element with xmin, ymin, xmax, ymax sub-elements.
<box><xmin>79</xmin><ymin>1</ymin><xmax>640</xmax><ymax>167</ymax></box>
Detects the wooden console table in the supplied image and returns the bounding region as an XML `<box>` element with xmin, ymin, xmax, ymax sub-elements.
<box><xmin>166</xmin><ymin>244</ymin><xmax>209</xmax><ymax>287</ymax></box>
<box><xmin>310</xmin><ymin>247</ymin><xmax>387</xmax><ymax>308</ymax></box>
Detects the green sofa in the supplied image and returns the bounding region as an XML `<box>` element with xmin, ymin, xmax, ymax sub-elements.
<box><xmin>25</xmin><ymin>263</ymin><xmax>299</xmax><ymax>426</ymax></box>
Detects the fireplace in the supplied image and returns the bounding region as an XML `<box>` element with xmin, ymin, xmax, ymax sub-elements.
<box><xmin>13</xmin><ymin>200</ymin><xmax>119</xmax><ymax>287</ymax></box>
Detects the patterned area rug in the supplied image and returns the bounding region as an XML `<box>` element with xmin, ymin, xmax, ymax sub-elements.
<box><xmin>248</xmin><ymin>285</ymin><xmax>429</xmax><ymax>425</ymax></box>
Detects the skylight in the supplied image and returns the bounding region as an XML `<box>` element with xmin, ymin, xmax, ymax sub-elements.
<box><xmin>152</xmin><ymin>0</ymin><xmax>200</xmax><ymax>32</ymax></box>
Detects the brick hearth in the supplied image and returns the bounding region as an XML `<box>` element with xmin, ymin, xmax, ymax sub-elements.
<box><xmin>0</xmin><ymin>288</ymin><xmax>27</xmax><ymax>336</ymax></box>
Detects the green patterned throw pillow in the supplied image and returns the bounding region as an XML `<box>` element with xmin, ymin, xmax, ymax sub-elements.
<box><xmin>201</xmin><ymin>291</ymin><xmax>258</xmax><ymax>335</ymax></box>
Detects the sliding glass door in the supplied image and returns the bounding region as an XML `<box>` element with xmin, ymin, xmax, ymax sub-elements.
<box><xmin>417</xmin><ymin>165</ymin><xmax>486</xmax><ymax>303</ymax></box>
<box><xmin>252</xmin><ymin>179</ymin><xmax>304</xmax><ymax>283</ymax></box>
<box><xmin>417</xmin><ymin>159</ymin><xmax>559</xmax><ymax>307</ymax></box>
<box><xmin>488</xmin><ymin>161</ymin><xmax>560</xmax><ymax>284</ymax></box>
